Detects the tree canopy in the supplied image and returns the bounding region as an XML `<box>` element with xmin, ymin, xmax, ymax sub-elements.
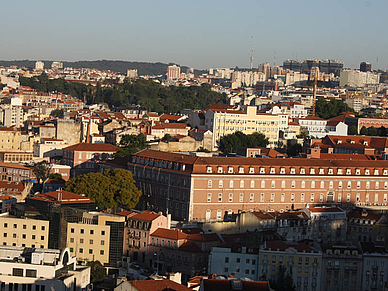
<box><xmin>32</xmin><ymin>161</ymin><xmax>52</xmax><ymax>184</ymax></box>
<box><xmin>270</xmin><ymin>265</ymin><xmax>296</xmax><ymax>291</ymax></box>
<box><xmin>87</xmin><ymin>261</ymin><xmax>106</xmax><ymax>283</ymax></box>
<box><xmin>115</xmin><ymin>134</ymin><xmax>149</xmax><ymax>157</ymax></box>
<box><xmin>64</xmin><ymin>169</ymin><xmax>141</xmax><ymax>210</ymax></box>
<box><xmin>315</xmin><ymin>97</ymin><xmax>354</xmax><ymax>119</ymax></box>
<box><xmin>20</xmin><ymin>75</ymin><xmax>227</xmax><ymax>113</ymax></box>
<box><xmin>218</xmin><ymin>131</ymin><xmax>269</xmax><ymax>154</ymax></box>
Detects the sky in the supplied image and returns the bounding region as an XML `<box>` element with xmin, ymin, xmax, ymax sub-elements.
<box><xmin>1</xmin><ymin>0</ymin><xmax>387</xmax><ymax>70</ymax></box>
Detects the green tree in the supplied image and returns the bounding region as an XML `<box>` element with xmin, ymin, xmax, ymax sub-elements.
<box><xmin>115</xmin><ymin>134</ymin><xmax>149</xmax><ymax>157</ymax></box>
<box><xmin>163</xmin><ymin>134</ymin><xmax>173</xmax><ymax>141</ymax></box>
<box><xmin>315</xmin><ymin>97</ymin><xmax>354</xmax><ymax>119</ymax></box>
<box><xmin>50</xmin><ymin>108</ymin><xmax>64</xmax><ymax>117</ymax></box>
<box><xmin>287</xmin><ymin>143</ymin><xmax>302</xmax><ymax>157</ymax></box>
<box><xmin>47</xmin><ymin>173</ymin><xmax>62</xmax><ymax>180</ymax></box>
<box><xmin>349</xmin><ymin>125</ymin><xmax>358</xmax><ymax>135</ymax></box>
<box><xmin>219</xmin><ymin>131</ymin><xmax>269</xmax><ymax>154</ymax></box>
<box><xmin>367</xmin><ymin>126</ymin><xmax>377</xmax><ymax>136</ymax></box>
<box><xmin>87</xmin><ymin>261</ymin><xmax>106</xmax><ymax>283</ymax></box>
<box><xmin>64</xmin><ymin>169</ymin><xmax>141</xmax><ymax>210</ymax></box>
<box><xmin>296</xmin><ymin>131</ymin><xmax>309</xmax><ymax>140</ymax></box>
<box><xmin>360</xmin><ymin>126</ymin><xmax>368</xmax><ymax>135</ymax></box>
<box><xmin>270</xmin><ymin>265</ymin><xmax>296</xmax><ymax>291</ymax></box>
<box><xmin>32</xmin><ymin>161</ymin><xmax>52</xmax><ymax>184</ymax></box>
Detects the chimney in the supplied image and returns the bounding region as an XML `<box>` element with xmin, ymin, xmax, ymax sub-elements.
<box><xmin>167</xmin><ymin>213</ymin><xmax>171</xmax><ymax>230</ymax></box>
<box><xmin>58</xmin><ymin>188</ymin><xmax>62</xmax><ymax>202</ymax></box>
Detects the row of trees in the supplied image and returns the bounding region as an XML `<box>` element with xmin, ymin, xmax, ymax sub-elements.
<box><xmin>356</xmin><ymin>125</ymin><xmax>388</xmax><ymax>137</ymax></box>
<box><xmin>218</xmin><ymin>131</ymin><xmax>269</xmax><ymax>154</ymax></box>
<box><xmin>20</xmin><ymin>74</ymin><xmax>228</xmax><ymax>113</ymax></box>
<box><xmin>315</xmin><ymin>97</ymin><xmax>354</xmax><ymax>119</ymax></box>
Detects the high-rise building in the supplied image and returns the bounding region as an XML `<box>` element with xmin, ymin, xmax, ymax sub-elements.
<box><xmin>35</xmin><ymin>61</ymin><xmax>44</xmax><ymax>70</ymax></box>
<box><xmin>167</xmin><ymin>65</ymin><xmax>181</xmax><ymax>80</ymax></box>
<box><xmin>51</xmin><ymin>61</ymin><xmax>63</xmax><ymax>69</ymax></box>
<box><xmin>360</xmin><ymin>62</ymin><xmax>372</xmax><ymax>72</ymax></box>
<box><xmin>127</xmin><ymin>69</ymin><xmax>138</xmax><ymax>78</ymax></box>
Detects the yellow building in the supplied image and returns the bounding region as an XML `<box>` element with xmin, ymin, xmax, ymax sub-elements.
<box><xmin>205</xmin><ymin>105</ymin><xmax>281</xmax><ymax>150</ymax></box>
<box><xmin>0</xmin><ymin>127</ymin><xmax>22</xmax><ymax>151</ymax></box>
<box><xmin>0</xmin><ymin>213</ymin><xmax>49</xmax><ymax>248</ymax></box>
<box><xmin>259</xmin><ymin>241</ymin><xmax>322</xmax><ymax>291</ymax></box>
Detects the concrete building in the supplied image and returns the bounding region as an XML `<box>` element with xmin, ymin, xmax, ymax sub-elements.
<box><xmin>0</xmin><ymin>246</ymin><xmax>90</xmax><ymax>291</ymax></box>
<box><xmin>51</xmin><ymin>61</ymin><xmax>63</xmax><ymax>69</ymax></box>
<box><xmin>360</xmin><ymin>242</ymin><xmax>388</xmax><ymax>291</ymax></box>
<box><xmin>340</xmin><ymin>70</ymin><xmax>380</xmax><ymax>87</ymax></box>
<box><xmin>35</xmin><ymin>61</ymin><xmax>44</xmax><ymax>70</ymax></box>
<box><xmin>258</xmin><ymin>241</ymin><xmax>322</xmax><ymax>291</ymax></box>
<box><xmin>129</xmin><ymin>149</ymin><xmax>388</xmax><ymax>221</ymax></box>
<box><xmin>209</xmin><ymin>244</ymin><xmax>260</xmax><ymax>280</ymax></box>
<box><xmin>0</xmin><ymin>162</ymin><xmax>32</xmax><ymax>183</ymax></box>
<box><xmin>33</xmin><ymin>138</ymin><xmax>68</xmax><ymax>158</ymax></box>
<box><xmin>0</xmin><ymin>126</ymin><xmax>22</xmax><ymax>152</ymax></box>
<box><xmin>167</xmin><ymin>65</ymin><xmax>181</xmax><ymax>80</ymax></box>
<box><xmin>0</xmin><ymin>98</ymin><xmax>24</xmax><ymax>127</ymax></box>
<box><xmin>126</xmin><ymin>69</ymin><xmax>138</xmax><ymax>78</ymax></box>
<box><xmin>321</xmin><ymin>244</ymin><xmax>363</xmax><ymax>291</ymax></box>
<box><xmin>0</xmin><ymin>212</ymin><xmax>49</xmax><ymax>248</ymax></box>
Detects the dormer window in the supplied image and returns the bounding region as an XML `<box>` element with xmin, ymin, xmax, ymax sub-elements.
<box><xmin>384</xmin><ymin>169</ymin><xmax>388</xmax><ymax>175</ymax></box>
<box><xmin>337</xmin><ymin>169</ymin><xmax>343</xmax><ymax>175</ymax></box>
<box><xmin>270</xmin><ymin>168</ymin><xmax>275</xmax><ymax>174</ymax></box>
<box><xmin>355</xmin><ymin>169</ymin><xmax>361</xmax><ymax>175</ymax></box>
<box><xmin>290</xmin><ymin>168</ymin><xmax>295</xmax><ymax>174</ymax></box>
<box><xmin>280</xmin><ymin>168</ymin><xmax>286</xmax><ymax>174</ymax></box>
<box><xmin>319</xmin><ymin>168</ymin><xmax>324</xmax><ymax>175</ymax></box>
<box><xmin>346</xmin><ymin>168</ymin><xmax>351</xmax><ymax>175</ymax></box>
<box><xmin>310</xmin><ymin>168</ymin><xmax>315</xmax><ymax>175</ymax></box>
<box><xmin>374</xmin><ymin>169</ymin><xmax>379</xmax><ymax>175</ymax></box>
<box><xmin>239</xmin><ymin>167</ymin><xmax>244</xmax><ymax>174</ymax></box>
<box><xmin>365</xmin><ymin>169</ymin><xmax>370</xmax><ymax>175</ymax></box>
<box><xmin>207</xmin><ymin>166</ymin><xmax>212</xmax><ymax>173</ymax></box>
<box><xmin>300</xmin><ymin>168</ymin><xmax>305</xmax><ymax>174</ymax></box>
<box><xmin>217</xmin><ymin>167</ymin><xmax>223</xmax><ymax>173</ymax></box>
<box><xmin>249</xmin><ymin>167</ymin><xmax>254</xmax><ymax>174</ymax></box>
<box><xmin>328</xmin><ymin>168</ymin><xmax>333</xmax><ymax>175</ymax></box>
<box><xmin>260</xmin><ymin>167</ymin><xmax>265</xmax><ymax>174</ymax></box>
<box><xmin>228</xmin><ymin>167</ymin><xmax>233</xmax><ymax>173</ymax></box>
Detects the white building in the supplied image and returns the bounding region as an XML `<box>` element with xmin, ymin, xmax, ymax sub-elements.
<box><xmin>0</xmin><ymin>97</ymin><xmax>24</xmax><ymax>127</ymax></box>
<box><xmin>51</xmin><ymin>62</ymin><xmax>63</xmax><ymax>69</ymax></box>
<box><xmin>340</xmin><ymin>70</ymin><xmax>380</xmax><ymax>87</ymax></box>
<box><xmin>208</xmin><ymin>245</ymin><xmax>259</xmax><ymax>280</ymax></box>
<box><xmin>33</xmin><ymin>138</ymin><xmax>68</xmax><ymax>158</ymax></box>
<box><xmin>167</xmin><ymin>65</ymin><xmax>181</xmax><ymax>80</ymax></box>
<box><xmin>0</xmin><ymin>246</ymin><xmax>90</xmax><ymax>290</ymax></box>
<box><xmin>126</xmin><ymin>69</ymin><xmax>138</xmax><ymax>78</ymax></box>
<box><xmin>35</xmin><ymin>61</ymin><xmax>44</xmax><ymax>70</ymax></box>
<box><xmin>360</xmin><ymin>242</ymin><xmax>388</xmax><ymax>291</ymax></box>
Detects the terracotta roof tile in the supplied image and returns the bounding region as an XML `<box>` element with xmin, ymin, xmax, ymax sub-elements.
<box><xmin>129</xmin><ymin>279</ymin><xmax>191</xmax><ymax>291</ymax></box>
<box><xmin>151</xmin><ymin>228</ymin><xmax>188</xmax><ymax>240</ymax></box>
<box><xmin>63</xmin><ymin>143</ymin><xmax>117</xmax><ymax>152</ymax></box>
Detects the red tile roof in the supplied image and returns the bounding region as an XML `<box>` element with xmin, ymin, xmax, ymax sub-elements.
<box><xmin>187</xmin><ymin>233</ymin><xmax>221</xmax><ymax>242</ymax></box>
<box><xmin>129</xmin><ymin>279</ymin><xmax>191</xmax><ymax>291</ymax></box>
<box><xmin>117</xmin><ymin>210</ymin><xmax>161</xmax><ymax>221</ymax></box>
<box><xmin>203</xmin><ymin>279</ymin><xmax>270</xmax><ymax>291</ymax></box>
<box><xmin>63</xmin><ymin>143</ymin><xmax>117</xmax><ymax>152</ymax></box>
<box><xmin>264</xmin><ymin>241</ymin><xmax>318</xmax><ymax>253</ymax></box>
<box><xmin>30</xmin><ymin>190</ymin><xmax>95</xmax><ymax>204</ymax></box>
<box><xmin>151</xmin><ymin>228</ymin><xmax>188</xmax><ymax>240</ymax></box>
<box><xmin>179</xmin><ymin>241</ymin><xmax>202</xmax><ymax>253</ymax></box>
<box><xmin>307</xmin><ymin>206</ymin><xmax>345</xmax><ymax>213</ymax></box>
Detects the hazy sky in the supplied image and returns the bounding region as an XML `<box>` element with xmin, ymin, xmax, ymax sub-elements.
<box><xmin>1</xmin><ymin>0</ymin><xmax>387</xmax><ymax>70</ymax></box>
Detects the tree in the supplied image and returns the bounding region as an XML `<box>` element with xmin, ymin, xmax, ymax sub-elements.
<box><xmin>163</xmin><ymin>134</ymin><xmax>173</xmax><ymax>142</ymax></box>
<box><xmin>47</xmin><ymin>173</ymin><xmax>62</xmax><ymax>180</ymax></box>
<box><xmin>270</xmin><ymin>265</ymin><xmax>296</xmax><ymax>291</ymax></box>
<box><xmin>367</xmin><ymin>126</ymin><xmax>377</xmax><ymax>136</ymax></box>
<box><xmin>115</xmin><ymin>134</ymin><xmax>149</xmax><ymax>157</ymax></box>
<box><xmin>360</xmin><ymin>126</ymin><xmax>368</xmax><ymax>135</ymax></box>
<box><xmin>296</xmin><ymin>131</ymin><xmax>309</xmax><ymax>140</ymax></box>
<box><xmin>287</xmin><ymin>143</ymin><xmax>302</xmax><ymax>157</ymax></box>
<box><xmin>64</xmin><ymin>169</ymin><xmax>141</xmax><ymax>210</ymax></box>
<box><xmin>315</xmin><ymin>97</ymin><xmax>354</xmax><ymax>119</ymax></box>
<box><xmin>349</xmin><ymin>125</ymin><xmax>358</xmax><ymax>135</ymax></box>
<box><xmin>218</xmin><ymin>131</ymin><xmax>269</xmax><ymax>154</ymax></box>
<box><xmin>50</xmin><ymin>108</ymin><xmax>64</xmax><ymax>117</ymax></box>
<box><xmin>87</xmin><ymin>261</ymin><xmax>106</xmax><ymax>283</ymax></box>
<box><xmin>32</xmin><ymin>161</ymin><xmax>52</xmax><ymax>183</ymax></box>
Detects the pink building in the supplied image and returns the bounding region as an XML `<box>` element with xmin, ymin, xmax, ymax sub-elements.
<box><xmin>128</xmin><ymin>149</ymin><xmax>388</xmax><ymax>221</ymax></box>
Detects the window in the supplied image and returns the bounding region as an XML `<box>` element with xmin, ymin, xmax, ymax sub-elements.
<box><xmin>89</xmin><ymin>249</ymin><xmax>93</xmax><ymax>254</ymax></box>
<box><xmin>249</xmin><ymin>167</ymin><xmax>254</xmax><ymax>174</ymax></box>
<box><xmin>71</xmin><ymin>228</ymin><xmax>74</xmax><ymax>233</ymax></box>
<box><xmin>80</xmin><ymin>239</ymin><xmax>84</xmax><ymax>243</ymax></box>
<box><xmin>32</xmin><ymin>225</ymin><xmax>36</xmax><ymax>230</ymax></box>
<box><xmin>79</xmin><ymin>248</ymin><xmax>83</xmax><ymax>253</ymax></box>
<box><xmin>281</xmin><ymin>193</ymin><xmax>285</xmax><ymax>202</ymax></box>
<box><xmin>291</xmin><ymin>193</ymin><xmax>295</xmax><ymax>202</ymax></box>
<box><xmin>239</xmin><ymin>193</ymin><xmax>244</xmax><ymax>202</ymax></box>
<box><xmin>376</xmin><ymin>182</ymin><xmax>380</xmax><ymax>189</ymax></box>
<box><xmin>229</xmin><ymin>193</ymin><xmax>233</xmax><ymax>202</ymax></box>
<box><xmin>80</xmin><ymin>229</ymin><xmax>84</xmax><ymax>234</ymax></box>
<box><xmin>101</xmin><ymin>231</ymin><xmax>105</xmax><ymax>235</ymax></box>
<box><xmin>90</xmin><ymin>239</ymin><xmax>93</xmax><ymax>244</ymax></box>
<box><xmin>347</xmin><ymin>181</ymin><xmax>351</xmax><ymax>189</ymax></box>
<box><xmin>311</xmin><ymin>181</ymin><xmax>315</xmax><ymax>188</ymax></box>
<box><xmin>218</xmin><ymin>180</ymin><xmax>223</xmax><ymax>188</ymax></box>
<box><xmin>90</xmin><ymin>230</ymin><xmax>94</xmax><ymax>235</ymax></box>
<box><xmin>320</xmin><ymin>181</ymin><xmax>324</xmax><ymax>188</ymax></box>
<box><xmin>320</xmin><ymin>193</ymin><xmax>324</xmax><ymax>202</ymax></box>
<box><xmin>3</xmin><ymin>223</ymin><xmax>7</xmax><ymax>228</ymax></box>
<box><xmin>239</xmin><ymin>167</ymin><xmax>244</xmax><ymax>173</ymax></box>
<box><xmin>270</xmin><ymin>167</ymin><xmax>275</xmax><ymax>174</ymax></box>
<box><xmin>23</xmin><ymin>225</ymin><xmax>26</xmax><ymax>229</ymax></box>
<box><xmin>300</xmin><ymin>168</ymin><xmax>305</xmax><ymax>174</ymax></box>
<box><xmin>32</xmin><ymin>235</ymin><xmax>35</xmax><ymax>239</ymax></box>
<box><xmin>208</xmin><ymin>180</ymin><xmax>212</xmax><ymax>188</ymax></box>
<box><xmin>12</xmin><ymin>268</ymin><xmax>23</xmax><ymax>277</ymax></box>
<box><xmin>310</xmin><ymin>193</ymin><xmax>314</xmax><ymax>202</ymax></box>
<box><xmin>41</xmin><ymin>226</ymin><xmax>45</xmax><ymax>231</ymax></box>
<box><xmin>338</xmin><ymin>193</ymin><xmax>342</xmax><ymax>202</ymax></box>
<box><xmin>356</xmin><ymin>193</ymin><xmax>360</xmax><ymax>202</ymax></box>
<box><xmin>70</xmin><ymin>238</ymin><xmax>74</xmax><ymax>243</ymax></box>
<box><xmin>236</xmin><ymin>258</ymin><xmax>241</xmax><ymax>263</ymax></box>
<box><xmin>207</xmin><ymin>166</ymin><xmax>212</xmax><ymax>173</ymax></box>
<box><xmin>13</xmin><ymin>224</ymin><xmax>17</xmax><ymax>229</ymax></box>
<box><xmin>261</xmin><ymin>180</ymin><xmax>265</xmax><ymax>188</ymax></box>
<box><xmin>41</xmin><ymin>236</ymin><xmax>44</xmax><ymax>240</ymax></box>
<box><xmin>250</xmin><ymin>180</ymin><xmax>254</xmax><ymax>188</ymax></box>
<box><xmin>357</xmin><ymin>181</ymin><xmax>361</xmax><ymax>189</ymax></box>
<box><xmin>207</xmin><ymin>193</ymin><xmax>211</xmax><ymax>202</ymax></box>
<box><xmin>228</xmin><ymin>167</ymin><xmax>233</xmax><ymax>173</ymax></box>
<box><xmin>218</xmin><ymin>193</ymin><xmax>222</xmax><ymax>202</ymax></box>
<box><xmin>230</xmin><ymin>180</ymin><xmax>234</xmax><ymax>188</ymax></box>
<box><xmin>240</xmin><ymin>180</ymin><xmax>244</xmax><ymax>188</ymax></box>
<box><xmin>271</xmin><ymin>193</ymin><xmax>275</xmax><ymax>202</ymax></box>
<box><xmin>260</xmin><ymin>193</ymin><xmax>264</xmax><ymax>202</ymax></box>
<box><xmin>347</xmin><ymin>193</ymin><xmax>351</xmax><ymax>202</ymax></box>
<box><xmin>217</xmin><ymin>210</ymin><xmax>222</xmax><ymax>220</ymax></box>
<box><xmin>281</xmin><ymin>181</ymin><xmax>286</xmax><ymax>188</ymax></box>
<box><xmin>225</xmin><ymin>257</ymin><xmax>229</xmax><ymax>263</ymax></box>
<box><xmin>271</xmin><ymin>180</ymin><xmax>275</xmax><ymax>188</ymax></box>
<box><xmin>26</xmin><ymin>269</ymin><xmax>37</xmax><ymax>278</ymax></box>
<box><xmin>250</xmin><ymin>193</ymin><xmax>254</xmax><ymax>202</ymax></box>
<box><xmin>22</xmin><ymin>234</ymin><xmax>26</xmax><ymax>239</ymax></box>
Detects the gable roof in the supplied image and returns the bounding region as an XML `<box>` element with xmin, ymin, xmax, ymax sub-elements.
<box><xmin>29</xmin><ymin>190</ymin><xmax>95</xmax><ymax>204</ymax></box>
<box><xmin>63</xmin><ymin>143</ymin><xmax>117</xmax><ymax>152</ymax></box>
<box><xmin>129</xmin><ymin>279</ymin><xmax>191</xmax><ymax>291</ymax></box>
<box><xmin>151</xmin><ymin>228</ymin><xmax>188</xmax><ymax>240</ymax></box>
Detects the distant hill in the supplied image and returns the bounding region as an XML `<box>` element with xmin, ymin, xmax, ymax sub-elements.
<box><xmin>0</xmin><ymin>60</ymin><xmax>207</xmax><ymax>76</ymax></box>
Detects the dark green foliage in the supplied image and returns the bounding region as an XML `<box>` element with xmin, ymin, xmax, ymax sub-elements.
<box><xmin>315</xmin><ymin>97</ymin><xmax>354</xmax><ymax>119</ymax></box>
<box><xmin>0</xmin><ymin>60</ymin><xmax>206</xmax><ymax>75</ymax></box>
<box><xmin>360</xmin><ymin>126</ymin><xmax>368</xmax><ymax>135</ymax></box>
<box><xmin>270</xmin><ymin>265</ymin><xmax>296</xmax><ymax>291</ymax></box>
<box><xmin>367</xmin><ymin>126</ymin><xmax>377</xmax><ymax>136</ymax></box>
<box><xmin>115</xmin><ymin>134</ymin><xmax>149</xmax><ymax>158</ymax></box>
<box><xmin>20</xmin><ymin>75</ymin><xmax>227</xmax><ymax>113</ymax></box>
<box><xmin>50</xmin><ymin>108</ymin><xmax>64</xmax><ymax>117</ymax></box>
<box><xmin>287</xmin><ymin>143</ymin><xmax>302</xmax><ymax>157</ymax></box>
<box><xmin>32</xmin><ymin>161</ymin><xmax>52</xmax><ymax>184</ymax></box>
<box><xmin>349</xmin><ymin>126</ymin><xmax>358</xmax><ymax>135</ymax></box>
<box><xmin>196</xmin><ymin>147</ymin><xmax>210</xmax><ymax>153</ymax></box>
<box><xmin>47</xmin><ymin>173</ymin><xmax>62</xmax><ymax>180</ymax></box>
<box><xmin>87</xmin><ymin>261</ymin><xmax>106</xmax><ymax>283</ymax></box>
<box><xmin>64</xmin><ymin>169</ymin><xmax>141</xmax><ymax>210</ymax></box>
<box><xmin>163</xmin><ymin>134</ymin><xmax>173</xmax><ymax>142</ymax></box>
<box><xmin>219</xmin><ymin>131</ymin><xmax>269</xmax><ymax>154</ymax></box>
<box><xmin>296</xmin><ymin>131</ymin><xmax>309</xmax><ymax>140</ymax></box>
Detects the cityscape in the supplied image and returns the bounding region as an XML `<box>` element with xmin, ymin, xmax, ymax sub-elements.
<box><xmin>1</xmin><ymin>1</ymin><xmax>388</xmax><ymax>291</ymax></box>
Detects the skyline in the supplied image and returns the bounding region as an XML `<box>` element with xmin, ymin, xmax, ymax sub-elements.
<box><xmin>1</xmin><ymin>0</ymin><xmax>387</xmax><ymax>70</ymax></box>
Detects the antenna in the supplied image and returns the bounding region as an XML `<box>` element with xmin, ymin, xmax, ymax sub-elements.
<box><xmin>250</xmin><ymin>36</ymin><xmax>254</xmax><ymax>70</ymax></box>
<box><xmin>273</xmin><ymin>50</ymin><xmax>276</xmax><ymax>67</ymax></box>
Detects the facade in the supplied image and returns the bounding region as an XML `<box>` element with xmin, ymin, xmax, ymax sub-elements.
<box><xmin>0</xmin><ymin>213</ymin><xmax>49</xmax><ymax>248</ymax></box>
<box><xmin>167</xmin><ymin>65</ymin><xmax>181</xmax><ymax>80</ymax></box>
<box><xmin>0</xmin><ymin>152</ymin><xmax>33</xmax><ymax>163</ymax></box>
<box><xmin>0</xmin><ymin>246</ymin><xmax>90</xmax><ymax>291</ymax></box>
<box><xmin>33</xmin><ymin>138</ymin><xmax>68</xmax><ymax>158</ymax></box>
<box><xmin>129</xmin><ymin>149</ymin><xmax>388</xmax><ymax>222</ymax></box>
<box><xmin>321</xmin><ymin>244</ymin><xmax>363</xmax><ymax>291</ymax></box>
<box><xmin>0</xmin><ymin>127</ymin><xmax>22</xmax><ymax>151</ymax></box>
<box><xmin>208</xmin><ymin>245</ymin><xmax>260</xmax><ymax>280</ymax></box>
<box><xmin>0</xmin><ymin>162</ymin><xmax>32</xmax><ymax>182</ymax></box>
<box><xmin>340</xmin><ymin>69</ymin><xmax>380</xmax><ymax>87</ymax></box>
<box><xmin>258</xmin><ymin>241</ymin><xmax>322</xmax><ymax>291</ymax></box>
<box><xmin>360</xmin><ymin>242</ymin><xmax>388</xmax><ymax>291</ymax></box>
